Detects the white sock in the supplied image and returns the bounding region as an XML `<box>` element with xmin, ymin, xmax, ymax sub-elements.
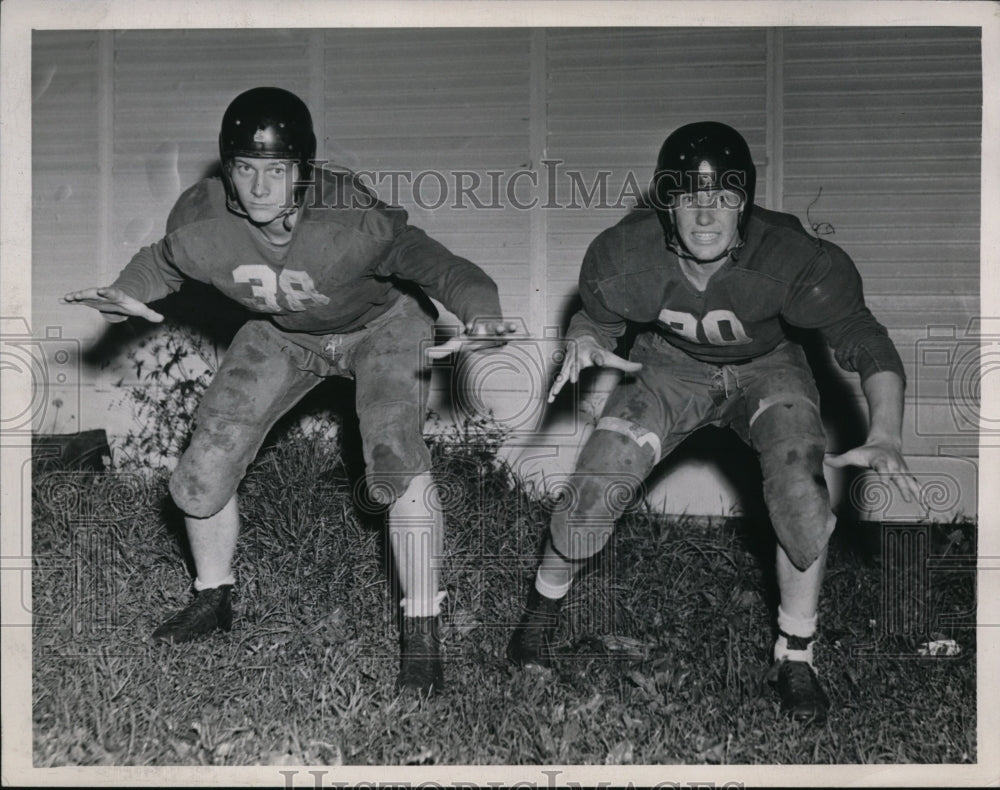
<box><xmin>400</xmin><ymin>590</ymin><xmax>447</xmax><ymax>619</ymax></box>
<box><xmin>535</xmin><ymin>572</ymin><xmax>571</xmax><ymax>601</ymax></box>
<box><xmin>533</xmin><ymin>534</ymin><xmax>579</xmax><ymax>600</ymax></box>
<box><xmin>193</xmin><ymin>574</ymin><xmax>235</xmax><ymax>591</ymax></box>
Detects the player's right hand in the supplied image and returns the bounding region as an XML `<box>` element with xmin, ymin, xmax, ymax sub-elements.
<box><xmin>547</xmin><ymin>335</ymin><xmax>642</xmax><ymax>403</ymax></box>
<box><xmin>61</xmin><ymin>286</ymin><xmax>164</xmax><ymax>324</ymax></box>
<box><xmin>424</xmin><ymin>318</ymin><xmax>521</xmax><ymax>361</ymax></box>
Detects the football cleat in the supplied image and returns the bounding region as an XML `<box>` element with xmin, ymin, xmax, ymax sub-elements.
<box><xmin>151</xmin><ymin>585</ymin><xmax>233</xmax><ymax>643</ymax></box>
<box><xmin>507</xmin><ymin>586</ymin><xmax>564</xmax><ymax>670</ymax></box>
<box><xmin>398</xmin><ymin>615</ymin><xmax>444</xmax><ymax>696</ymax></box>
<box><xmin>768</xmin><ymin>657</ymin><xmax>830</xmax><ymax>724</ymax></box>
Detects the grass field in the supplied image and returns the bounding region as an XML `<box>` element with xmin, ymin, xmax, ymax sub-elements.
<box><xmin>31</xmin><ymin>425</ymin><xmax>976</xmax><ymax>767</ymax></box>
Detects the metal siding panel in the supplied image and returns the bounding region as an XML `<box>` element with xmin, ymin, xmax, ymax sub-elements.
<box><xmin>32</xmin><ymin>32</ymin><xmax>106</xmax><ymax>435</ymax></box>
<box><xmin>321</xmin><ymin>29</ymin><xmax>534</xmax><ymax>317</ymax></box>
<box><xmin>32</xmin><ymin>32</ymin><xmax>101</xmax><ymax>165</ymax></box>
<box><xmin>783</xmin><ymin>27</ymin><xmax>981</xmax><ymax>468</ymax></box>
<box><xmin>32</xmin><ymin>32</ymin><xmax>102</xmax><ymax>306</ymax></box>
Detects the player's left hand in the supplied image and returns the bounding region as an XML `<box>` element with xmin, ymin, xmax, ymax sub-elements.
<box><xmin>824</xmin><ymin>442</ymin><xmax>922</xmax><ymax>503</ymax></box>
<box><xmin>424</xmin><ymin>318</ymin><xmax>520</xmax><ymax>361</ymax></box>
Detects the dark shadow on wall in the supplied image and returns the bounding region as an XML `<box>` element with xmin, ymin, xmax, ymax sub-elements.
<box><xmin>79</xmin><ymin>280</ymin><xmax>250</xmax><ymax>373</ymax></box>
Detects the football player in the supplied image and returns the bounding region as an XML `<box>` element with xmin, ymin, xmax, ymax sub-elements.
<box><xmin>507</xmin><ymin>121</ymin><xmax>920</xmax><ymax>723</ymax></box>
<box><xmin>64</xmin><ymin>86</ymin><xmax>515</xmax><ymax>695</ymax></box>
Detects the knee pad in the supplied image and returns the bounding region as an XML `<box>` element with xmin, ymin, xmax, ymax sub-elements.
<box><xmin>749</xmin><ymin>395</ymin><xmax>827</xmax><ymax>499</ymax></box>
<box><xmin>169</xmin><ymin>455</ymin><xmax>239</xmax><ymax>518</ymax></box>
<box><xmin>549</xmin><ymin>473</ymin><xmax>621</xmax><ymax>561</ymax></box>
<box><xmin>549</xmin><ymin>428</ymin><xmax>652</xmax><ymax>562</ymax></box>
<box><xmin>758</xmin><ymin>434</ymin><xmax>829</xmax><ymax>512</ymax></box>
<box><xmin>358</xmin><ymin>400</ymin><xmax>432</xmax><ymax>507</ymax></box>
<box><xmin>168</xmin><ymin>414</ymin><xmax>264</xmax><ymax>518</ymax></box>
<box><xmin>758</xmin><ymin>434</ymin><xmax>834</xmax><ymax>570</ymax></box>
<box><xmin>362</xmin><ymin>439</ymin><xmax>432</xmax><ymax>507</ymax></box>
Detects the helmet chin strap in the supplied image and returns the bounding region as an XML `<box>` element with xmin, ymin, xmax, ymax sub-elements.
<box><xmin>225</xmin><ymin>191</ymin><xmax>301</xmax><ymax>229</ymax></box>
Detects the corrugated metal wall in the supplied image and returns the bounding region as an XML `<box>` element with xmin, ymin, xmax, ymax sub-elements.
<box><xmin>30</xmin><ymin>31</ymin><xmax>106</xmax><ymax>438</ymax></box>
<box><xmin>781</xmin><ymin>27</ymin><xmax>982</xmax><ymax>463</ymax></box>
<box><xmin>30</xmin><ymin>27</ymin><xmax>982</xmax><ymax>516</ymax></box>
<box><xmin>320</xmin><ymin>28</ymin><xmax>534</xmax><ymax>323</ymax></box>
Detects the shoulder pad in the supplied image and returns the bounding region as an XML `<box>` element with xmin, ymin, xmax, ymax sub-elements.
<box><xmin>740</xmin><ymin>207</ymin><xmax>826</xmax><ymax>278</ymax></box>
<box><xmin>165</xmin><ymin>178</ymin><xmax>227</xmax><ymax>233</ymax></box>
<box><xmin>299</xmin><ymin>168</ymin><xmax>396</xmax><ymax>236</ymax></box>
<box><xmin>592</xmin><ymin>209</ymin><xmax>662</xmax><ymax>260</ymax></box>
<box><xmin>584</xmin><ymin>209</ymin><xmax>665</xmax><ymax>296</ymax></box>
<box><xmin>749</xmin><ymin>205</ymin><xmax>809</xmax><ymax>235</ymax></box>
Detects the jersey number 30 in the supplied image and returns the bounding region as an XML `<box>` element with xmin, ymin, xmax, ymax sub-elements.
<box><xmin>658</xmin><ymin>308</ymin><xmax>751</xmax><ymax>345</ymax></box>
<box><xmin>232</xmin><ymin>265</ymin><xmax>331</xmax><ymax>312</ymax></box>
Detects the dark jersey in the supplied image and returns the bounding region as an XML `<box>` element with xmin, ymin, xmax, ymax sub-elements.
<box><xmin>112</xmin><ymin>170</ymin><xmax>501</xmax><ymax>335</ymax></box>
<box><xmin>567</xmin><ymin>206</ymin><xmax>904</xmax><ymax>382</ymax></box>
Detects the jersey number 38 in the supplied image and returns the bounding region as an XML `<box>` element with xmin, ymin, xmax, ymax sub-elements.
<box><xmin>232</xmin><ymin>264</ymin><xmax>331</xmax><ymax>313</ymax></box>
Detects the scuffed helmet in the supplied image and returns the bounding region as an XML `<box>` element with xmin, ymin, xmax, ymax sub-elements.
<box><xmin>218</xmin><ymin>87</ymin><xmax>317</xmax><ymax>217</ymax></box>
<box><xmin>219</xmin><ymin>86</ymin><xmax>316</xmax><ymax>171</ymax></box>
<box><xmin>651</xmin><ymin>121</ymin><xmax>756</xmax><ymax>245</ymax></box>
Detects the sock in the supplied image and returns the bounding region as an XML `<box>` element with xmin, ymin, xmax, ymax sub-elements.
<box><xmin>388</xmin><ymin>473</ymin><xmax>445</xmax><ymax>623</ymax></box>
<box><xmin>400</xmin><ymin>590</ymin><xmax>447</xmax><ymax>619</ymax></box>
<box><xmin>774</xmin><ymin>606</ymin><xmax>818</xmax><ymax>666</ymax></box>
<box><xmin>533</xmin><ymin>535</ymin><xmax>584</xmax><ymax>600</ymax></box>
<box><xmin>535</xmin><ymin>571</ymin><xmax>571</xmax><ymax>601</ymax></box>
<box><xmin>193</xmin><ymin>574</ymin><xmax>235</xmax><ymax>592</ymax></box>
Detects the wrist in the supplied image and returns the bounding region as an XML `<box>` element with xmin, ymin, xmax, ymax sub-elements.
<box><xmin>568</xmin><ymin>333</ymin><xmax>602</xmax><ymax>349</ymax></box>
<box><xmin>865</xmin><ymin>429</ymin><xmax>902</xmax><ymax>450</ymax></box>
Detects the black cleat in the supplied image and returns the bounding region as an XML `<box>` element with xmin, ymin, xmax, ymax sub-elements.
<box><xmin>768</xmin><ymin>658</ymin><xmax>830</xmax><ymax>724</ymax></box>
<box><xmin>151</xmin><ymin>585</ymin><xmax>233</xmax><ymax>644</ymax></box>
<box><xmin>507</xmin><ymin>586</ymin><xmax>564</xmax><ymax>669</ymax></box>
<box><xmin>398</xmin><ymin>615</ymin><xmax>444</xmax><ymax>696</ymax></box>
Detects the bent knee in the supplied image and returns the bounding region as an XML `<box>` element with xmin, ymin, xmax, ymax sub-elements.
<box><xmin>759</xmin><ymin>435</ymin><xmax>832</xmax><ymax>533</ymax></box>
<box><xmin>364</xmin><ymin>441</ymin><xmax>432</xmax><ymax>506</ymax></box>
<box><xmin>169</xmin><ymin>464</ymin><xmax>237</xmax><ymax>518</ymax></box>
<box><xmin>548</xmin><ymin>470</ymin><xmax>643</xmax><ymax>561</ymax></box>
<box><xmin>759</xmin><ymin>434</ymin><xmax>827</xmax><ymax>482</ymax></box>
<box><xmin>359</xmin><ymin>399</ymin><xmax>432</xmax><ymax>506</ymax></box>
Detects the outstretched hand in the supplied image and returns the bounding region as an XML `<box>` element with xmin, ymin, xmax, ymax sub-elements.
<box><xmin>824</xmin><ymin>441</ymin><xmax>922</xmax><ymax>503</ymax></box>
<box><xmin>547</xmin><ymin>335</ymin><xmax>643</xmax><ymax>404</ymax></box>
<box><xmin>424</xmin><ymin>319</ymin><xmax>520</xmax><ymax>361</ymax></box>
<box><xmin>62</xmin><ymin>286</ymin><xmax>164</xmax><ymax>324</ymax></box>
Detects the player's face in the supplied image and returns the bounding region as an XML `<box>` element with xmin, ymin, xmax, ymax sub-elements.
<box><xmin>228</xmin><ymin>157</ymin><xmax>299</xmax><ymax>225</ymax></box>
<box><xmin>672</xmin><ymin>189</ymin><xmax>742</xmax><ymax>262</ymax></box>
